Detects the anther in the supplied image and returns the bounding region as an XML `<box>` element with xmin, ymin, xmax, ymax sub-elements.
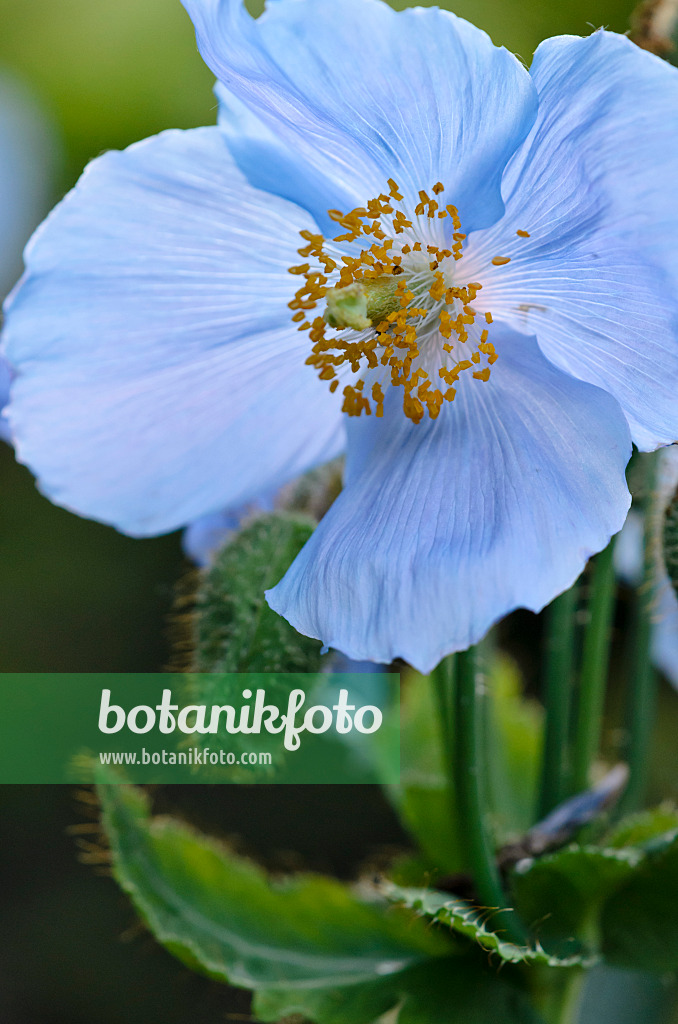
<box><xmin>290</xmin><ymin>179</ymin><xmax>506</xmax><ymax>423</ymax></box>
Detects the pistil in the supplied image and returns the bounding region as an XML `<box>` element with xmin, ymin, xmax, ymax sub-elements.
<box><xmin>288</xmin><ymin>180</ymin><xmax>523</xmax><ymax>424</ymax></box>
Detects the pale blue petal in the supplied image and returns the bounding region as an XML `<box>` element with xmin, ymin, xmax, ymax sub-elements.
<box><xmin>3</xmin><ymin>127</ymin><xmax>344</xmax><ymax>536</ymax></box>
<box><xmin>183</xmin><ymin>509</ymin><xmax>242</xmax><ymax>566</ymax></box>
<box><xmin>183</xmin><ymin>0</ymin><xmax>537</xmax><ymax>230</ymax></box>
<box><xmin>528</xmin><ymin>33</ymin><xmax>678</xmax><ymax>276</ymax></box>
<box><xmin>267</xmin><ymin>329</ymin><xmax>632</xmax><ymax>672</ymax></box>
<box><xmin>466</xmin><ymin>31</ymin><xmax>678</xmax><ymax>450</ymax></box>
<box><xmin>215</xmin><ymin>84</ymin><xmax>341</xmax><ymax>235</ymax></box>
<box><xmin>183</xmin><ymin>489</ymin><xmax>276</xmax><ymax>566</ymax></box>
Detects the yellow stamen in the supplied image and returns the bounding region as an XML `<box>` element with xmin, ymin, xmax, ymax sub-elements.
<box><xmin>288</xmin><ymin>180</ymin><xmax>511</xmax><ymax>423</ymax></box>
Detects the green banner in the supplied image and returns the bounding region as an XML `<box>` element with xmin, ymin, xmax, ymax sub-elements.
<box><xmin>0</xmin><ymin>672</ymin><xmax>399</xmax><ymax>784</ymax></box>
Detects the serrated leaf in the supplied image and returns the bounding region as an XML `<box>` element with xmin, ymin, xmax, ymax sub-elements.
<box><xmin>601</xmin><ymin>832</ymin><xmax>678</xmax><ymax>972</ymax></box>
<box><xmin>510</xmin><ymin>846</ymin><xmax>642</xmax><ymax>958</ymax></box>
<box><xmin>603</xmin><ymin>806</ymin><xmax>678</xmax><ymax>850</ymax></box>
<box><xmin>383</xmin><ymin>883</ymin><xmax>589</xmax><ymax>968</ymax></box>
<box><xmin>98</xmin><ymin>782</ymin><xmax>450</xmax><ymax>994</ymax></box>
<box><xmin>255</xmin><ymin>955</ymin><xmax>546</xmax><ymax>1024</ymax></box>
<box><xmin>194</xmin><ymin>512</ymin><xmax>323</xmax><ymax>673</ymax></box>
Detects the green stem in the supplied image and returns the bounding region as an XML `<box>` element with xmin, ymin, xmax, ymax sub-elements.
<box><xmin>432</xmin><ymin>655</ymin><xmax>455</xmax><ymax>777</ymax></box>
<box><xmin>453</xmin><ymin>648</ymin><xmax>526</xmax><ymax>943</ymax></box>
<box><xmin>539</xmin><ymin>584</ymin><xmax>579</xmax><ymax>816</ymax></box>
<box><xmin>619</xmin><ymin>458</ymin><xmax>659</xmax><ymax>816</ymax></box>
<box><xmin>571</xmin><ymin>541</ymin><xmax>617</xmax><ymax>792</ymax></box>
<box><xmin>537</xmin><ymin>968</ymin><xmax>585</xmax><ymax>1024</ymax></box>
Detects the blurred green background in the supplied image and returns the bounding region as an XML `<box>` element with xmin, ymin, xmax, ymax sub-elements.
<box><xmin>0</xmin><ymin>0</ymin><xmax>667</xmax><ymax>1022</ymax></box>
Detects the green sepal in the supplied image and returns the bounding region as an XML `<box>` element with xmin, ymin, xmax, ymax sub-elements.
<box><xmin>193</xmin><ymin>511</ymin><xmax>323</xmax><ymax>673</ymax></box>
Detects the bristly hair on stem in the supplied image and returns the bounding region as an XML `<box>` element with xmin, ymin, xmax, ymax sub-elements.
<box><xmin>539</xmin><ymin>584</ymin><xmax>580</xmax><ymax>817</ymax></box>
<box><xmin>571</xmin><ymin>541</ymin><xmax>617</xmax><ymax>794</ymax></box>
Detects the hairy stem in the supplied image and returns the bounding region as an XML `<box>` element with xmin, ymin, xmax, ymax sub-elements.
<box><xmin>453</xmin><ymin>648</ymin><xmax>526</xmax><ymax>942</ymax></box>
<box><xmin>572</xmin><ymin>542</ymin><xmax>617</xmax><ymax>792</ymax></box>
<box><xmin>539</xmin><ymin>584</ymin><xmax>579</xmax><ymax>816</ymax></box>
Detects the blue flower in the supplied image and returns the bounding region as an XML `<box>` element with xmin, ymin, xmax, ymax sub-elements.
<box><xmin>4</xmin><ymin>0</ymin><xmax>678</xmax><ymax>672</ymax></box>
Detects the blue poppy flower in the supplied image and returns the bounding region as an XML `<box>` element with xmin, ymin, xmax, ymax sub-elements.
<box><xmin>3</xmin><ymin>0</ymin><xmax>678</xmax><ymax>672</ymax></box>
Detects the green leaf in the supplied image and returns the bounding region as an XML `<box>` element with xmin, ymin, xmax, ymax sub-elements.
<box><xmin>511</xmin><ymin>820</ymin><xmax>678</xmax><ymax>973</ymax></box>
<box><xmin>194</xmin><ymin>512</ymin><xmax>324</xmax><ymax>673</ymax></box>
<box><xmin>383</xmin><ymin>883</ymin><xmax>590</xmax><ymax>968</ymax></box>
<box><xmin>577</xmin><ymin>966</ymin><xmax>667</xmax><ymax>1024</ymax></box>
<box><xmin>393</xmin><ymin>669</ymin><xmax>464</xmax><ymax>873</ymax></box>
<box><xmin>99</xmin><ymin>782</ymin><xmax>450</xmax><ymax>994</ymax></box>
<box><xmin>255</xmin><ymin>955</ymin><xmax>546</xmax><ymax>1024</ymax></box>
<box><xmin>511</xmin><ymin>846</ymin><xmax>642</xmax><ymax>958</ymax></box>
<box><xmin>485</xmin><ymin>655</ymin><xmax>543</xmax><ymax>842</ymax></box>
<box><xmin>663</xmin><ymin>482</ymin><xmax>678</xmax><ymax>599</ymax></box>
<box><xmin>601</xmin><ymin>832</ymin><xmax>678</xmax><ymax>972</ymax></box>
<box><xmin>392</xmin><ymin>656</ymin><xmax>541</xmax><ymax>875</ymax></box>
<box><xmin>603</xmin><ymin>806</ymin><xmax>678</xmax><ymax>851</ymax></box>
<box><xmin>99</xmin><ymin>783</ymin><xmax>546</xmax><ymax>1022</ymax></box>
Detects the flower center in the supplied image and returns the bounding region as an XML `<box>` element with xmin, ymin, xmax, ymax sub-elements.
<box><xmin>288</xmin><ymin>180</ymin><xmax>523</xmax><ymax>424</ymax></box>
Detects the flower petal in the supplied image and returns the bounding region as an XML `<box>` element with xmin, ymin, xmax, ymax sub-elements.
<box><xmin>183</xmin><ymin>489</ymin><xmax>276</xmax><ymax>566</ymax></box>
<box><xmin>183</xmin><ymin>0</ymin><xmax>537</xmax><ymax>230</ymax></box>
<box><xmin>2</xmin><ymin>127</ymin><xmax>344</xmax><ymax>536</ymax></box>
<box><xmin>267</xmin><ymin>329</ymin><xmax>632</xmax><ymax>672</ymax></box>
<box><xmin>215</xmin><ymin>84</ymin><xmax>343</xmax><ymax>235</ymax></box>
<box><xmin>465</xmin><ymin>31</ymin><xmax>678</xmax><ymax>450</ymax></box>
